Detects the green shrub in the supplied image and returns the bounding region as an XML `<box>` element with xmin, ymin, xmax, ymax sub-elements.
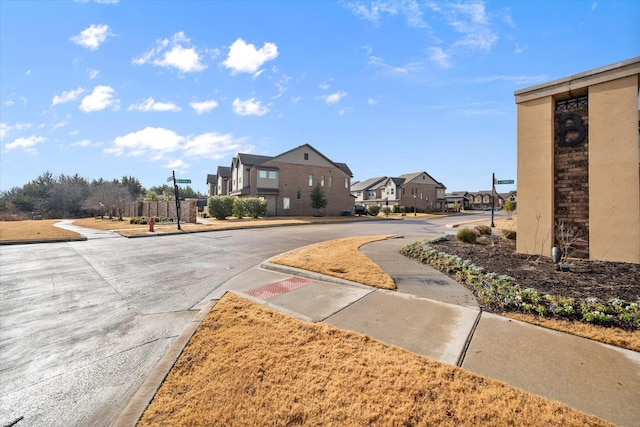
<box><xmin>233</xmin><ymin>198</ymin><xmax>247</xmax><ymax>219</ymax></box>
<box><xmin>244</xmin><ymin>197</ymin><xmax>268</xmax><ymax>218</ymax></box>
<box><xmin>208</xmin><ymin>196</ymin><xmax>235</xmax><ymax>220</ymax></box>
<box><xmin>367</xmin><ymin>205</ymin><xmax>380</xmax><ymax>216</ymax></box>
<box><xmin>456</xmin><ymin>228</ymin><xmax>477</xmax><ymax>243</ymax></box>
<box><xmin>381</xmin><ymin>207</ymin><xmax>391</xmax><ymax>217</ymax></box>
<box><xmin>475</xmin><ymin>225</ymin><xmax>492</xmax><ymax>235</ymax></box>
<box><xmin>501</xmin><ymin>229</ymin><xmax>516</xmax><ymax>240</ymax></box>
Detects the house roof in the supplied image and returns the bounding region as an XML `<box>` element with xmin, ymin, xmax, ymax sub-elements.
<box><xmin>235</xmin><ymin>153</ymin><xmax>273</xmax><ymax>167</ymax></box>
<box><xmin>398</xmin><ymin>171</ymin><xmax>446</xmax><ymax>189</ymax></box>
<box><xmin>206</xmin><ymin>174</ymin><xmax>216</xmax><ymax>184</ymax></box>
<box><xmin>388</xmin><ymin>177</ymin><xmax>406</xmax><ymax>186</ymax></box>
<box><xmin>272</xmin><ymin>143</ymin><xmax>353</xmax><ymax>177</ymax></box>
<box><xmin>350</xmin><ymin>176</ymin><xmax>386</xmax><ymax>191</ymax></box>
<box><xmin>334</xmin><ymin>162</ymin><xmax>353</xmax><ymax>177</ymax></box>
<box><xmin>216</xmin><ymin>166</ymin><xmax>231</xmax><ymax>178</ymax></box>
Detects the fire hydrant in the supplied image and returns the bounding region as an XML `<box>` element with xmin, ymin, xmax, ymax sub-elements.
<box><xmin>148</xmin><ymin>217</ymin><xmax>155</xmax><ymax>232</ymax></box>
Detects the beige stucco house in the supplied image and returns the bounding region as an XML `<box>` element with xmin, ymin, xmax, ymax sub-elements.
<box><xmin>213</xmin><ymin>144</ymin><xmax>353</xmax><ymax>216</ymax></box>
<box><xmin>515</xmin><ymin>57</ymin><xmax>639</xmax><ymax>263</ymax></box>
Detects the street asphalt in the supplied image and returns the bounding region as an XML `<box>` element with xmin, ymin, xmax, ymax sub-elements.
<box><xmin>2</xmin><ymin>215</ymin><xmax>639</xmax><ymax>427</ymax></box>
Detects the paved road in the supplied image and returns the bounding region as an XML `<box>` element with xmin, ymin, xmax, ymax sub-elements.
<box><xmin>1</xmin><ymin>215</ymin><xmax>472</xmax><ymax>427</ymax></box>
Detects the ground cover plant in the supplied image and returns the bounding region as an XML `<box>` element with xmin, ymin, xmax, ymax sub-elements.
<box><xmin>137</xmin><ymin>292</ymin><xmax>612</xmax><ymax>427</ymax></box>
<box><xmin>400</xmin><ymin>234</ymin><xmax>640</xmax><ymax>334</ymax></box>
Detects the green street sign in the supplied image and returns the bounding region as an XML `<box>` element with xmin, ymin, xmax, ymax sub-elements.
<box><xmin>496</xmin><ymin>179</ymin><xmax>514</xmax><ymax>185</ymax></box>
<box><xmin>176</xmin><ymin>179</ymin><xmax>191</xmax><ymax>184</ymax></box>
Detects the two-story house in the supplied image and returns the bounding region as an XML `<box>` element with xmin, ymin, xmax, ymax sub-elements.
<box><xmin>211</xmin><ymin>144</ymin><xmax>353</xmax><ymax>216</ymax></box>
<box><xmin>351</xmin><ymin>172</ymin><xmax>446</xmax><ymax>213</ymax></box>
<box><xmin>206</xmin><ymin>166</ymin><xmax>232</xmax><ymax>197</ymax></box>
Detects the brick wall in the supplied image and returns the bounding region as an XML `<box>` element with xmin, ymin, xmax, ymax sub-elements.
<box><xmin>123</xmin><ymin>199</ymin><xmax>197</xmax><ymax>223</ymax></box>
<box><xmin>554</xmin><ymin>106</ymin><xmax>589</xmax><ymax>258</ymax></box>
<box><xmin>261</xmin><ymin>161</ymin><xmax>354</xmax><ymax>216</ymax></box>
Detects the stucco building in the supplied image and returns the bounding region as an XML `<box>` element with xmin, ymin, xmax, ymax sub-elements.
<box><xmin>515</xmin><ymin>57</ymin><xmax>640</xmax><ymax>263</ymax></box>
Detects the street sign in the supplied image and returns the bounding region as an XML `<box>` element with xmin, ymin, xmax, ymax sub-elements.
<box><xmin>496</xmin><ymin>179</ymin><xmax>514</xmax><ymax>185</ymax></box>
<box><xmin>176</xmin><ymin>179</ymin><xmax>191</xmax><ymax>184</ymax></box>
<box><xmin>167</xmin><ymin>176</ymin><xmax>173</xmax><ymax>182</ymax></box>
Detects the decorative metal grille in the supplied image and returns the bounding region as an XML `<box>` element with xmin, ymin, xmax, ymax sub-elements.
<box><xmin>555</xmin><ymin>96</ymin><xmax>588</xmax><ymax>112</ymax></box>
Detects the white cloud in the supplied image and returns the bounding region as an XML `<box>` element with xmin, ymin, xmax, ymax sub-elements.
<box><xmin>368</xmin><ymin>98</ymin><xmax>378</xmax><ymax>105</ymax></box>
<box><xmin>232</xmin><ymin>98</ymin><xmax>269</xmax><ymax>116</ymax></box>
<box><xmin>80</xmin><ymin>86</ymin><xmax>119</xmax><ymax>112</ymax></box>
<box><xmin>71</xmin><ymin>139</ymin><xmax>93</xmax><ymax>147</ymax></box>
<box><xmin>222</xmin><ymin>38</ymin><xmax>278</xmax><ymax>76</ymax></box>
<box><xmin>128</xmin><ymin>97</ymin><xmax>181</xmax><ymax>112</ymax></box>
<box><xmin>448</xmin><ymin>2</ymin><xmax>498</xmax><ymax>51</ymax></box>
<box><xmin>87</xmin><ymin>68</ymin><xmax>100</xmax><ymax>79</ymax></box>
<box><xmin>133</xmin><ymin>32</ymin><xmax>206</xmax><ymax>73</ymax></box>
<box><xmin>183</xmin><ymin>132</ymin><xmax>242</xmax><ymax>159</ymax></box>
<box><xmin>367</xmin><ymin>51</ymin><xmax>423</xmax><ymax>76</ymax></box>
<box><xmin>4</xmin><ymin>135</ymin><xmax>46</xmax><ymax>154</ymax></box>
<box><xmin>52</xmin><ymin>87</ymin><xmax>85</xmax><ymax>106</ymax></box>
<box><xmin>427</xmin><ymin>47</ymin><xmax>452</xmax><ymax>68</ymax></box>
<box><xmin>347</xmin><ymin>1</ymin><xmax>426</xmax><ymax>28</ymax></box>
<box><xmin>1</xmin><ymin>122</ymin><xmax>33</xmax><ymax>140</ymax></box>
<box><xmin>104</xmin><ymin>126</ymin><xmax>247</xmax><ymax>165</ymax></box>
<box><xmin>105</xmin><ymin>126</ymin><xmax>183</xmax><ymax>157</ymax></box>
<box><xmin>189</xmin><ymin>100</ymin><xmax>219</xmax><ymax>114</ymax></box>
<box><xmin>323</xmin><ymin>91</ymin><xmax>347</xmax><ymax>105</ymax></box>
<box><xmin>165</xmin><ymin>159</ymin><xmax>190</xmax><ymax>170</ymax></box>
<box><xmin>69</xmin><ymin>24</ymin><xmax>112</xmax><ymax>50</ymax></box>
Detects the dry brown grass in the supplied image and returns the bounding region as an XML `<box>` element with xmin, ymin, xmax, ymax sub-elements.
<box><xmin>0</xmin><ymin>220</ymin><xmax>80</xmax><ymax>241</ymax></box>
<box><xmin>269</xmin><ymin>235</ymin><xmax>397</xmax><ymax>290</ymax></box>
<box><xmin>138</xmin><ymin>292</ymin><xmax>612</xmax><ymax>427</ymax></box>
<box><xmin>72</xmin><ymin>217</ymin><xmax>314</xmax><ymax>236</ymax></box>
<box><xmin>505</xmin><ymin>313</ymin><xmax>640</xmax><ymax>352</ymax></box>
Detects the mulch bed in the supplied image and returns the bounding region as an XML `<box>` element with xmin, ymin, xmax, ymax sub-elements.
<box><xmin>431</xmin><ymin>236</ymin><xmax>640</xmax><ymax>303</ymax></box>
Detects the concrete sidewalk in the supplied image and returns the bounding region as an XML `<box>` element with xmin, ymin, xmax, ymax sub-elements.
<box><xmin>119</xmin><ymin>237</ymin><xmax>640</xmax><ymax>427</ymax></box>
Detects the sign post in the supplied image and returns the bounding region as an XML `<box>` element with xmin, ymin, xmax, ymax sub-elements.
<box><xmin>172</xmin><ymin>170</ymin><xmax>181</xmax><ymax>230</ymax></box>
<box><xmin>491</xmin><ymin>175</ymin><xmax>515</xmax><ymax>227</ymax></box>
<box><xmin>491</xmin><ymin>173</ymin><xmax>495</xmax><ymax>227</ymax></box>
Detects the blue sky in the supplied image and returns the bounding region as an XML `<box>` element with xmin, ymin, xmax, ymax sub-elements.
<box><xmin>1</xmin><ymin>1</ymin><xmax>638</xmax><ymax>195</ymax></box>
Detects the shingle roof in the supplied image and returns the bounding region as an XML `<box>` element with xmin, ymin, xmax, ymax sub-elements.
<box><xmin>350</xmin><ymin>176</ymin><xmax>386</xmax><ymax>191</ymax></box>
<box><xmin>236</xmin><ymin>153</ymin><xmax>273</xmax><ymax>166</ymax></box>
<box><xmin>206</xmin><ymin>174</ymin><xmax>216</xmax><ymax>184</ymax></box>
<box><xmin>216</xmin><ymin>166</ymin><xmax>231</xmax><ymax>178</ymax></box>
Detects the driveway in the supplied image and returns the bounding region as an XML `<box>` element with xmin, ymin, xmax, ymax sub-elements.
<box><xmin>1</xmin><ymin>218</ymin><xmax>451</xmax><ymax>426</ymax></box>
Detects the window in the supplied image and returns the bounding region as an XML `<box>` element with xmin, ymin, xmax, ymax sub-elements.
<box><xmin>321</xmin><ymin>176</ymin><xmax>325</xmax><ymax>187</ymax></box>
<box><xmin>390</xmin><ymin>188</ymin><xmax>394</xmax><ymax>195</ymax></box>
<box><xmin>304</xmin><ymin>153</ymin><xmax>309</xmax><ymax>160</ymax></box>
<box><xmin>308</xmin><ymin>175</ymin><xmax>313</xmax><ymax>186</ymax></box>
<box><xmin>259</xmin><ymin>170</ymin><xmax>277</xmax><ymax>179</ymax></box>
<box><xmin>328</xmin><ymin>176</ymin><xmax>333</xmax><ymax>188</ymax></box>
<box><xmin>345</xmin><ymin>177</ymin><xmax>349</xmax><ymax>188</ymax></box>
<box><xmin>283</xmin><ymin>197</ymin><xmax>290</xmax><ymax>209</ymax></box>
<box><xmin>297</xmin><ymin>190</ymin><xmax>301</xmax><ymax>200</ymax></box>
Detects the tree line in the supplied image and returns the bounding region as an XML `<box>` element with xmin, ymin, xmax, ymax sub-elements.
<box><xmin>0</xmin><ymin>171</ymin><xmax>205</xmax><ymax>220</ymax></box>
